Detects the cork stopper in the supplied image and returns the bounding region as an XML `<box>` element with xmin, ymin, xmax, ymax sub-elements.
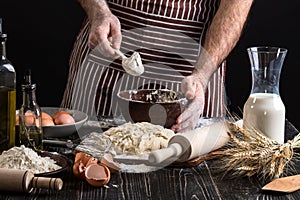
<box><xmin>0</xmin><ymin>18</ymin><xmax>7</xmax><ymax>41</ymax></box>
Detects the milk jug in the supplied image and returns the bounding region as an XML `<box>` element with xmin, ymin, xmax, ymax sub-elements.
<box><xmin>243</xmin><ymin>46</ymin><xmax>287</xmax><ymax>144</ymax></box>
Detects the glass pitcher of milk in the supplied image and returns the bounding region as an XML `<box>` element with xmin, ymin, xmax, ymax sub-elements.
<box><xmin>243</xmin><ymin>46</ymin><xmax>287</xmax><ymax>144</ymax></box>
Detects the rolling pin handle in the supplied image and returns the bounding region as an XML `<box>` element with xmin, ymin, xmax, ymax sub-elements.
<box><xmin>32</xmin><ymin>177</ymin><xmax>63</xmax><ymax>191</ymax></box>
<box><xmin>148</xmin><ymin>143</ymin><xmax>183</xmax><ymax>164</ymax></box>
<box><xmin>0</xmin><ymin>169</ymin><xmax>63</xmax><ymax>193</ymax></box>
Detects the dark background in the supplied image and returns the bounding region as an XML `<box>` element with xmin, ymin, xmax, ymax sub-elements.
<box><xmin>0</xmin><ymin>1</ymin><xmax>299</xmax><ymax>130</ymax></box>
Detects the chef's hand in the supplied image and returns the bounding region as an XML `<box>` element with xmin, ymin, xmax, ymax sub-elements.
<box><xmin>88</xmin><ymin>11</ymin><xmax>122</xmax><ymax>58</ymax></box>
<box><xmin>171</xmin><ymin>74</ymin><xmax>206</xmax><ymax>133</ymax></box>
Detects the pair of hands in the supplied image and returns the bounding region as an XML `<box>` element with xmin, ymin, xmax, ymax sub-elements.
<box><xmin>88</xmin><ymin>12</ymin><xmax>206</xmax><ymax>133</ymax></box>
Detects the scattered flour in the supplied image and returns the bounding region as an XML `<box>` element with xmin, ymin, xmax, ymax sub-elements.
<box><xmin>0</xmin><ymin>145</ymin><xmax>61</xmax><ymax>174</ymax></box>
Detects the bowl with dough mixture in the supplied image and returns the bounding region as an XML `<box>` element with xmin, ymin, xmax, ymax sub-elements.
<box><xmin>116</xmin><ymin>89</ymin><xmax>188</xmax><ymax>128</ymax></box>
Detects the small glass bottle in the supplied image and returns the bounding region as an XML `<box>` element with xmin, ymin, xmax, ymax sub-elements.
<box><xmin>0</xmin><ymin>18</ymin><xmax>16</xmax><ymax>151</ymax></box>
<box><xmin>243</xmin><ymin>46</ymin><xmax>287</xmax><ymax>144</ymax></box>
<box><xmin>19</xmin><ymin>69</ymin><xmax>43</xmax><ymax>150</ymax></box>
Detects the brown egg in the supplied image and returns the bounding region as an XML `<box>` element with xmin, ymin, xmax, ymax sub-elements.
<box><xmin>40</xmin><ymin>112</ymin><xmax>55</xmax><ymax>126</ymax></box>
<box><xmin>52</xmin><ymin>110</ymin><xmax>70</xmax><ymax>121</ymax></box>
<box><xmin>16</xmin><ymin>111</ymin><xmax>53</xmax><ymax>126</ymax></box>
<box><xmin>16</xmin><ymin>112</ymin><xmax>40</xmax><ymax>126</ymax></box>
<box><xmin>85</xmin><ymin>163</ymin><xmax>110</xmax><ymax>187</ymax></box>
<box><xmin>53</xmin><ymin>111</ymin><xmax>75</xmax><ymax>125</ymax></box>
<box><xmin>42</xmin><ymin>118</ymin><xmax>55</xmax><ymax>126</ymax></box>
<box><xmin>24</xmin><ymin>112</ymin><xmax>35</xmax><ymax>126</ymax></box>
<box><xmin>16</xmin><ymin>113</ymin><xmax>19</xmax><ymax>125</ymax></box>
<box><xmin>42</xmin><ymin>112</ymin><xmax>52</xmax><ymax>120</ymax></box>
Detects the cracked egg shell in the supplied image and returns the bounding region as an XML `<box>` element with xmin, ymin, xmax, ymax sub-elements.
<box><xmin>101</xmin><ymin>153</ymin><xmax>121</xmax><ymax>173</ymax></box>
<box><xmin>85</xmin><ymin>163</ymin><xmax>111</xmax><ymax>187</ymax></box>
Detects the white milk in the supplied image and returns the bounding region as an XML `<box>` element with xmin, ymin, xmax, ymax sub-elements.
<box><xmin>243</xmin><ymin>93</ymin><xmax>285</xmax><ymax>144</ymax></box>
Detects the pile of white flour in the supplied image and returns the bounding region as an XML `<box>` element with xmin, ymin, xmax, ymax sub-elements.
<box><xmin>0</xmin><ymin>145</ymin><xmax>61</xmax><ymax>174</ymax></box>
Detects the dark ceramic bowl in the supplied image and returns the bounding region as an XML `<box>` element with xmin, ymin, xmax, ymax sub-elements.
<box><xmin>16</xmin><ymin>107</ymin><xmax>88</xmax><ymax>138</ymax></box>
<box><xmin>41</xmin><ymin>107</ymin><xmax>88</xmax><ymax>138</ymax></box>
<box><xmin>35</xmin><ymin>151</ymin><xmax>70</xmax><ymax>178</ymax></box>
<box><xmin>117</xmin><ymin>89</ymin><xmax>188</xmax><ymax>128</ymax></box>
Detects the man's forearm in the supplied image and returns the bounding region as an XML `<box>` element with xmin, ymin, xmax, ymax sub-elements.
<box><xmin>195</xmin><ymin>0</ymin><xmax>254</xmax><ymax>84</ymax></box>
<box><xmin>78</xmin><ymin>0</ymin><xmax>111</xmax><ymax>22</ymax></box>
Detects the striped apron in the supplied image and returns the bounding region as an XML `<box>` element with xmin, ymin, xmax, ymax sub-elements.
<box><xmin>61</xmin><ymin>0</ymin><xmax>226</xmax><ymax>120</ymax></box>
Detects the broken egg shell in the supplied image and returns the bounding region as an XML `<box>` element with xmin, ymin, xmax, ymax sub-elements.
<box><xmin>101</xmin><ymin>153</ymin><xmax>121</xmax><ymax>173</ymax></box>
<box><xmin>85</xmin><ymin>163</ymin><xmax>111</xmax><ymax>187</ymax></box>
<box><xmin>74</xmin><ymin>152</ymin><xmax>89</xmax><ymax>164</ymax></box>
<box><xmin>73</xmin><ymin>161</ymin><xmax>86</xmax><ymax>180</ymax></box>
<box><xmin>73</xmin><ymin>152</ymin><xmax>99</xmax><ymax>180</ymax></box>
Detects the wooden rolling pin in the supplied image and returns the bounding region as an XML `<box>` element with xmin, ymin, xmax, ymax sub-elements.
<box><xmin>0</xmin><ymin>168</ymin><xmax>63</xmax><ymax>193</ymax></box>
<box><xmin>148</xmin><ymin>121</ymin><xmax>230</xmax><ymax>164</ymax></box>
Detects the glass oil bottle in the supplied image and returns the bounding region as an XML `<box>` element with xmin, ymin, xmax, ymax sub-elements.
<box><xmin>0</xmin><ymin>18</ymin><xmax>16</xmax><ymax>151</ymax></box>
<box><xmin>19</xmin><ymin>69</ymin><xmax>43</xmax><ymax>150</ymax></box>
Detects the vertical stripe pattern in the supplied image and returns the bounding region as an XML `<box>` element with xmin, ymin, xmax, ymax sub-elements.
<box><xmin>61</xmin><ymin>0</ymin><xmax>226</xmax><ymax>120</ymax></box>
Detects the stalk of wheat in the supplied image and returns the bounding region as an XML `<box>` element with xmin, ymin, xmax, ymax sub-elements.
<box><xmin>213</xmin><ymin>120</ymin><xmax>300</xmax><ymax>182</ymax></box>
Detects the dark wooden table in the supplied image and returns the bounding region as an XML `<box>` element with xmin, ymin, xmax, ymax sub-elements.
<box><xmin>1</xmin><ymin>119</ymin><xmax>300</xmax><ymax>200</ymax></box>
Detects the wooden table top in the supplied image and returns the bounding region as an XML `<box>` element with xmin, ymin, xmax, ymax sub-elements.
<box><xmin>1</xmin><ymin>119</ymin><xmax>300</xmax><ymax>200</ymax></box>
